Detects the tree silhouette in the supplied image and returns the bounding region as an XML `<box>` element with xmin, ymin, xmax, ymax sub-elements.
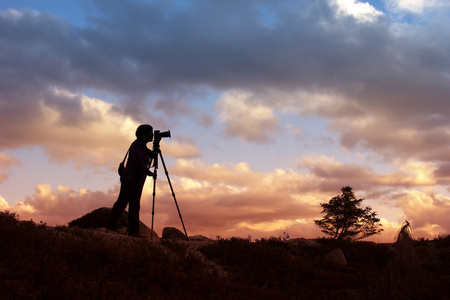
<box><xmin>314</xmin><ymin>186</ymin><xmax>383</xmax><ymax>240</ymax></box>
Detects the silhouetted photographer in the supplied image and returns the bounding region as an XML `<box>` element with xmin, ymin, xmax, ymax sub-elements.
<box><xmin>108</xmin><ymin>124</ymin><xmax>156</xmax><ymax>237</ymax></box>
<box><xmin>109</xmin><ymin>124</ymin><xmax>188</xmax><ymax>240</ymax></box>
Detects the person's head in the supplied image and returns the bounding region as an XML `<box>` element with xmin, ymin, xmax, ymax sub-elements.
<box><xmin>136</xmin><ymin>124</ymin><xmax>153</xmax><ymax>142</ymax></box>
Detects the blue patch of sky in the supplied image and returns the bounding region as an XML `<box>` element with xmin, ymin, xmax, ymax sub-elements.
<box><xmin>365</xmin><ymin>0</ymin><xmax>386</xmax><ymax>12</ymax></box>
<box><xmin>257</xmin><ymin>5</ymin><xmax>280</xmax><ymax>29</ymax></box>
<box><xmin>171</xmin><ymin>0</ymin><xmax>191</xmax><ymax>9</ymax></box>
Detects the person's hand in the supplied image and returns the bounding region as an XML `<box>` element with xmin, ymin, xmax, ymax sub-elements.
<box><xmin>146</xmin><ymin>148</ymin><xmax>156</xmax><ymax>158</ymax></box>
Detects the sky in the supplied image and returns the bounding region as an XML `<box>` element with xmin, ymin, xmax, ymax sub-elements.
<box><xmin>0</xmin><ymin>0</ymin><xmax>449</xmax><ymax>242</ymax></box>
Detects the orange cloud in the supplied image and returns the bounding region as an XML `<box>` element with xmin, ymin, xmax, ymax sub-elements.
<box><xmin>0</xmin><ymin>153</ymin><xmax>21</xmax><ymax>183</ymax></box>
<box><xmin>3</xmin><ymin>157</ymin><xmax>448</xmax><ymax>242</ymax></box>
<box><xmin>0</xmin><ymin>195</ymin><xmax>10</xmax><ymax>211</ymax></box>
<box><xmin>0</xmin><ymin>89</ymin><xmax>200</xmax><ymax>171</ymax></box>
<box><xmin>1</xmin><ymin>160</ymin><xmax>327</xmax><ymax>239</ymax></box>
<box><xmin>161</xmin><ymin>138</ymin><xmax>201</xmax><ymax>158</ymax></box>
<box><xmin>5</xmin><ymin>183</ymin><xmax>118</xmax><ymax>225</ymax></box>
<box><xmin>298</xmin><ymin>155</ymin><xmax>439</xmax><ymax>189</ymax></box>
<box><xmin>395</xmin><ymin>189</ymin><xmax>450</xmax><ymax>239</ymax></box>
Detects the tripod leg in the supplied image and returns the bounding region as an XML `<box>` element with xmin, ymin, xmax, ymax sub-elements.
<box><xmin>158</xmin><ymin>151</ymin><xmax>189</xmax><ymax>241</ymax></box>
<box><xmin>150</xmin><ymin>165</ymin><xmax>157</xmax><ymax>240</ymax></box>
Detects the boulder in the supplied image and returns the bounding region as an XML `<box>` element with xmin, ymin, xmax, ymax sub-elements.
<box><xmin>162</xmin><ymin>227</ymin><xmax>187</xmax><ymax>240</ymax></box>
<box><xmin>69</xmin><ymin>207</ymin><xmax>159</xmax><ymax>239</ymax></box>
<box><xmin>324</xmin><ymin>248</ymin><xmax>347</xmax><ymax>266</ymax></box>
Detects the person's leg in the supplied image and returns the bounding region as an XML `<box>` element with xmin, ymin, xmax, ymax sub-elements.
<box><xmin>127</xmin><ymin>184</ymin><xmax>144</xmax><ymax>234</ymax></box>
<box><xmin>109</xmin><ymin>180</ymin><xmax>135</xmax><ymax>230</ymax></box>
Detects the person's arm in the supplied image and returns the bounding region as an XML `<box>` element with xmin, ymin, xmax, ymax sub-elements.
<box><xmin>146</xmin><ymin>148</ymin><xmax>156</xmax><ymax>160</ymax></box>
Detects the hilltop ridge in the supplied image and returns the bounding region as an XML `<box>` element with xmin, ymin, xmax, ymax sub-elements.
<box><xmin>1</xmin><ymin>211</ymin><xmax>449</xmax><ymax>299</ymax></box>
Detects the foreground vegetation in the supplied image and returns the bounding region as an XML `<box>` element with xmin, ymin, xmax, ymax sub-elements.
<box><xmin>1</xmin><ymin>211</ymin><xmax>449</xmax><ymax>299</ymax></box>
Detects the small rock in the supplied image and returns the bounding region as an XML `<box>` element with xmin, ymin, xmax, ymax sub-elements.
<box><xmin>162</xmin><ymin>227</ymin><xmax>187</xmax><ymax>240</ymax></box>
<box><xmin>324</xmin><ymin>248</ymin><xmax>347</xmax><ymax>266</ymax></box>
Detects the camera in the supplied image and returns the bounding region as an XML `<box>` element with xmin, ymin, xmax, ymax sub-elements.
<box><xmin>154</xmin><ymin>130</ymin><xmax>171</xmax><ymax>141</ymax></box>
<box><xmin>153</xmin><ymin>130</ymin><xmax>171</xmax><ymax>150</ymax></box>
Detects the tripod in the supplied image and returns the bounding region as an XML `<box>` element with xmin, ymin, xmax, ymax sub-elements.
<box><xmin>148</xmin><ymin>142</ymin><xmax>188</xmax><ymax>241</ymax></box>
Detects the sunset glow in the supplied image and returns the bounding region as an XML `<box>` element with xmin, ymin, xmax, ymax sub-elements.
<box><xmin>1</xmin><ymin>0</ymin><xmax>449</xmax><ymax>242</ymax></box>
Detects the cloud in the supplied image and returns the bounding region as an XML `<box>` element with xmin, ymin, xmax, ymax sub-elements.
<box><xmin>328</xmin><ymin>109</ymin><xmax>450</xmax><ymax>163</ymax></box>
<box><xmin>2</xmin><ymin>1</ymin><xmax>450</xmax><ymax>163</ymax></box>
<box><xmin>0</xmin><ymin>87</ymin><xmax>139</xmax><ymax>167</ymax></box>
<box><xmin>0</xmin><ymin>153</ymin><xmax>21</xmax><ymax>183</ymax></box>
<box><xmin>0</xmin><ymin>87</ymin><xmax>200</xmax><ymax>169</ymax></box>
<box><xmin>0</xmin><ymin>153</ymin><xmax>21</xmax><ymax>168</ymax></box>
<box><xmin>125</xmin><ymin>160</ymin><xmax>334</xmax><ymax>239</ymax></box>
<box><xmin>297</xmin><ymin>155</ymin><xmax>438</xmax><ymax>190</ymax></box>
<box><xmin>4</xmin><ymin>183</ymin><xmax>117</xmax><ymax>225</ymax></box>
<box><xmin>395</xmin><ymin>189</ymin><xmax>450</xmax><ymax>238</ymax></box>
<box><xmin>1</xmin><ymin>0</ymin><xmax>449</xmax><ymax>241</ymax></box>
<box><xmin>161</xmin><ymin>138</ymin><xmax>201</xmax><ymax>159</ymax></box>
<box><xmin>216</xmin><ymin>91</ymin><xmax>279</xmax><ymax>142</ymax></box>
<box><xmin>332</xmin><ymin>0</ymin><xmax>384</xmax><ymax>23</ymax></box>
<box><xmin>0</xmin><ymin>2</ymin><xmax>385</xmax><ymax>95</ymax></box>
<box><xmin>0</xmin><ymin>195</ymin><xmax>9</xmax><ymax>210</ymax></box>
<box><xmin>434</xmin><ymin>162</ymin><xmax>450</xmax><ymax>186</ymax></box>
<box><xmin>3</xmin><ymin>156</ymin><xmax>448</xmax><ymax>241</ymax></box>
<box><xmin>0</xmin><ymin>158</ymin><xmax>325</xmax><ymax>238</ymax></box>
